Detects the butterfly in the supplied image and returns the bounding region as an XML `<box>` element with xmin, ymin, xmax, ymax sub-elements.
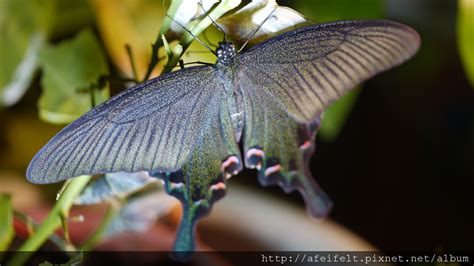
<box><xmin>27</xmin><ymin>20</ymin><xmax>420</xmax><ymax>252</ymax></box>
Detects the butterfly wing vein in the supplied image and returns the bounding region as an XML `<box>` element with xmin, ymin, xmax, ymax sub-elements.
<box><xmin>27</xmin><ymin>66</ymin><xmax>221</xmax><ymax>183</ymax></box>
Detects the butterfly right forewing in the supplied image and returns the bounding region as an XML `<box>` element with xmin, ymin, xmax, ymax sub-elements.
<box><xmin>240</xmin><ymin>20</ymin><xmax>420</xmax><ymax>123</ymax></box>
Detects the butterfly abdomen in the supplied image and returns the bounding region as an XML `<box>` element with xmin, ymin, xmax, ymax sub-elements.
<box><xmin>215</xmin><ymin>51</ymin><xmax>246</xmax><ymax>142</ymax></box>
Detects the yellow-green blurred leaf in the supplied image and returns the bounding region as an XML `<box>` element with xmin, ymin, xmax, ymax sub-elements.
<box><xmin>218</xmin><ymin>0</ymin><xmax>307</xmax><ymax>44</ymax></box>
<box><xmin>169</xmin><ymin>0</ymin><xmax>219</xmax><ymax>34</ymax></box>
<box><xmin>161</xmin><ymin>0</ymin><xmax>241</xmax><ymax>73</ymax></box>
<box><xmin>0</xmin><ymin>194</ymin><xmax>14</xmax><ymax>251</ymax></box>
<box><xmin>458</xmin><ymin>0</ymin><xmax>474</xmax><ymax>88</ymax></box>
<box><xmin>318</xmin><ymin>88</ymin><xmax>361</xmax><ymax>141</ymax></box>
<box><xmin>0</xmin><ymin>0</ymin><xmax>53</xmax><ymax>107</ymax></box>
<box><xmin>179</xmin><ymin>0</ymin><xmax>241</xmax><ymax>45</ymax></box>
<box><xmin>89</xmin><ymin>0</ymin><xmax>166</xmax><ymax>78</ymax></box>
<box><xmin>180</xmin><ymin>27</ymin><xmax>220</xmax><ymax>66</ymax></box>
<box><xmin>295</xmin><ymin>0</ymin><xmax>383</xmax><ymax>22</ymax></box>
<box><xmin>50</xmin><ymin>0</ymin><xmax>96</xmax><ymax>38</ymax></box>
<box><xmin>38</xmin><ymin>29</ymin><xmax>109</xmax><ymax>124</ymax></box>
<box><xmin>162</xmin><ymin>34</ymin><xmax>173</xmax><ymax>59</ymax></box>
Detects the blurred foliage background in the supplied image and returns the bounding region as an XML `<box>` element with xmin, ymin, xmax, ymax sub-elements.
<box><xmin>0</xmin><ymin>0</ymin><xmax>473</xmax><ymax>254</ymax></box>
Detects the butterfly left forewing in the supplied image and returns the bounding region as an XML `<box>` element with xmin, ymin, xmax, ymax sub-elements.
<box><xmin>27</xmin><ymin>66</ymin><xmax>224</xmax><ymax>183</ymax></box>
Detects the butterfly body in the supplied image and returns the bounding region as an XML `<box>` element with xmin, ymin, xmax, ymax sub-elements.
<box><xmin>27</xmin><ymin>20</ymin><xmax>420</xmax><ymax>254</ymax></box>
<box><xmin>214</xmin><ymin>41</ymin><xmax>246</xmax><ymax>141</ymax></box>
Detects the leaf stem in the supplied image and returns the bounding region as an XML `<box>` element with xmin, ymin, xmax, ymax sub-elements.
<box><xmin>13</xmin><ymin>209</ymin><xmax>74</xmax><ymax>252</ymax></box>
<box><xmin>0</xmin><ymin>194</ymin><xmax>14</xmax><ymax>251</ymax></box>
<box><xmin>125</xmin><ymin>44</ymin><xmax>139</xmax><ymax>82</ymax></box>
<box><xmin>79</xmin><ymin>201</ymin><xmax>119</xmax><ymax>251</ymax></box>
<box><xmin>141</xmin><ymin>0</ymin><xmax>184</xmax><ymax>81</ymax></box>
<box><xmin>7</xmin><ymin>175</ymin><xmax>91</xmax><ymax>266</ymax></box>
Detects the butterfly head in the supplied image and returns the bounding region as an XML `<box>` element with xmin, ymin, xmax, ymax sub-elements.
<box><xmin>216</xmin><ymin>41</ymin><xmax>236</xmax><ymax>65</ymax></box>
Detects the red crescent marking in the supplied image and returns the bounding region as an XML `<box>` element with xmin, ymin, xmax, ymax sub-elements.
<box><xmin>300</xmin><ymin>140</ymin><xmax>312</xmax><ymax>150</ymax></box>
<box><xmin>210</xmin><ymin>182</ymin><xmax>226</xmax><ymax>191</ymax></box>
<box><xmin>221</xmin><ymin>156</ymin><xmax>240</xmax><ymax>172</ymax></box>
<box><xmin>246</xmin><ymin>148</ymin><xmax>265</xmax><ymax>159</ymax></box>
<box><xmin>264</xmin><ymin>164</ymin><xmax>282</xmax><ymax>177</ymax></box>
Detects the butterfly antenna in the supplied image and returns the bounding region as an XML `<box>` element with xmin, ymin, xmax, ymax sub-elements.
<box><xmin>197</xmin><ymin>1</ymin><xmax>227</xmax><ymax>41</ymax></box>
<box><xmin>165</xmin><ymin>13</ymin><xmax>217</xmax><ymax>56</ymax></box>
<box><xmin>238</xmin><ymin>7</ymin><xmax>277</xmax><ymax>53</ymax></box>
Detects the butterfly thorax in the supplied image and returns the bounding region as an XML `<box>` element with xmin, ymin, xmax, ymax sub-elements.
<box><xmin>215</xmin><ymin>41</ymin><xmax>237</xmax><ymax>67</ymax></box>
<box><xmin>215</xmin><ymin>41</ymin><xmax>244</xmax><ymax>141</ymax></box>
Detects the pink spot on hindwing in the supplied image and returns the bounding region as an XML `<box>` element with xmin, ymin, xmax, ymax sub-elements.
<box><xmin>246</xmin><ymin>148</ymin><xmax>265</xmax><ymax>170</ymax></box>
<box><xmin>221</xmin><ymin>155</ymin><xmax>240</xmax><ymax>179</ymax></box>
<box><xmin>246</xmin><ymin>148</ymin><xmax>265</xmax><ymax>158</ymax></box>
<box><xmin>221</xmin><ymin>156</ymin><xmax>239</xmax><ymax>172</ymax></box>
<box><xmin>210</xmin><ymin>182</ymin><xmax>226</xmax><ymax>191</ymax></box>
<box><xmin>300</xmin><ymin>140</ymin><xmax>312</xmax><ymax>150</ymax></box>
<box><xmin>264</xmin><ymin>164</ymin><xmax>282</xmax><ymax>177</ymax></box>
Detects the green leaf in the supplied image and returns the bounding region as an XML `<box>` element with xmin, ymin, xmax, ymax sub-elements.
<box><xmin>11</xmin><ymin>176</ymin><xmax>91</xmax><ymax>266</ymax></box>
<box><xmin>0</xmin><ymin>0</ymin><xmax>53</xmax><ymax>107</ymax></box>
<box><xmin>318</xmin><ymin>88</ymin><xmax>361</xmax><ymax>141</ymax></box>
<box><xmin>161</xmin><ymin>0</ymin><xmax>241</xmax><ymax>73</ymax></box>
<box><xmin>90</xmin><ymin>0</ymin><xmax>167</xmax><ymax>80</ymax></box>
<box><xmin>179</xmin><ymin>0</ymin><xmax>241</xmax><ymax>47</ymax></box>
<box><xmin>458</xmin><ymin>0</ymin><xmax>474</xmax><ymax>88</ymax></box>
<box><xmin>38</xmin><ymin>29</ymin><xmax>109</xmax><ymax>124</ymax></box>
<box><xmin>217</xmin><ymin>0</ymin><xmax>307</xmax><ymax>43</ymax></box>
<box><xmin>168</xmin><ymin>0</ymin><xmax>219</xmax><ymax>35</ymax></box>
<box><xmin>295</xmin><ymin>0</ymin><xmax>383</xmax><ymax>22</ymax></box>
<box><xmin>49</xmin><ymin>0</ymin><xmax>95</xmax><ymax>38</ymax></box>
<box><xmin>0</xmin><ymin>194</ymin><xmax>14</xmax><ymax>251</ymax></box>
<box><xmin>162</xmin><ymin>34</ymin><xmax>174</xmax><ymax>60</ymax></box>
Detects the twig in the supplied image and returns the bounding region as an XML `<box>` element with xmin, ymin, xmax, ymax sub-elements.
<box><xmin>7</xmin><ymin>176</ymin><xmax>91</xmax><ymax>266</ymax></box>
<box><xmin>141</xmin><ymin>0</ymin><xmax>184</xmax><ymax>81</ymax></box>
<box><xmin>13</xmin><ymin>210</ymin><xmax>74</xmax><ymax>252</ymax></box>
<box><xmin>125</xmin><ymin>44</ymin><xmax>139</xmax><ymax>82</ymax></box>
<box><xmin>79</xmin><ymin>201</ymin><xmax>120</xmax><ymax>251</ymax></box>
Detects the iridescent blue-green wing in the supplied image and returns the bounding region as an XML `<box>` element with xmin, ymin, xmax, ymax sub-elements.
<box><xmin>238</xmin><ymin>20</ymin><xmax>419</xmax><ymax>217</ymax></box>
<box><xmin>240</xmin><ymin>78</ymin><xmax>331</xmax><ymax>218</ymax></box>
<box><xmin>27</xmin><ymin>66</ymin><xmax>225</xmax><ymax>184</ymax></box>
<box><xmin>151</xmin><ymin>88</ymin><xmax>242</xmax><ymax>256</ymax></box>
<box><xmin>240</xmin><ymin>20</ymin><xmax>420</xmax><ymax>122</ymax></box>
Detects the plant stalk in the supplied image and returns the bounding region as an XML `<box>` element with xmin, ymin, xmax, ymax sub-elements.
<box><xmin>7</xmin><ymin>175</ymin><xmax>91</xmax><ymax>266</ymax></box>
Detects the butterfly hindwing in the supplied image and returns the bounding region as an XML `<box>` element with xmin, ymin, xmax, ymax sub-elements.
<box><xmin>238</xmin><ymin>20</ymin><xmax>418</xmax><ymax>218</ymax></box>
<box><xmin>151</xmin><ymin>89</ymin><xmax>242</xmax><ymax>253</ymax></box>
<box><xmin>241</xmin><ymin>78</ymin><xmax>332</xmax><ymax>218</ymax></box>
<box><xmin>27</xmin><ymin>66</ymin><xmax>223</xmax><ymax>183</ymax></box>
<box><xmin>240</xmin><ymin>20</ymin><xmax>420</xmax><ymax>123</ymax></box>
